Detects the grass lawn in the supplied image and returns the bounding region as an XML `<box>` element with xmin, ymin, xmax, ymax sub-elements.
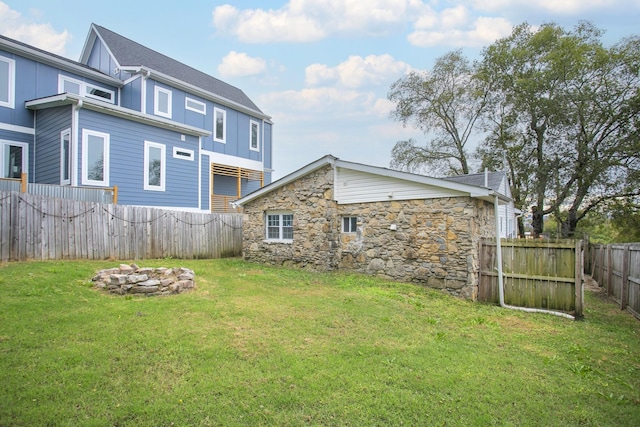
<box><xmin>0</xmin><ymin>259</ymin><xmax>638</xmax><ymax>426</ymax></box>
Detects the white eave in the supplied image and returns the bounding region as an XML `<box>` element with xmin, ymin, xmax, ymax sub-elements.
<box><xmin>25</xmin><ymin>93</ymin><xmax>211</xmax><ymax>137</ymax></box>
<box><xmin>0</xmin><ymin>37</ymin><xmax>123</xmax><ymax>88</ymax></box>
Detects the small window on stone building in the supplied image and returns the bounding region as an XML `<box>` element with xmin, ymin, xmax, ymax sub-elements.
<box><xmin>342</xmin><ymin>216</ymin><xmax>357</xmax><ymax>233</ymax></box>
<box><xmin>266</xmin><ymin>212</ymin><xmax>293</xmax><ymax>241</ymax></box>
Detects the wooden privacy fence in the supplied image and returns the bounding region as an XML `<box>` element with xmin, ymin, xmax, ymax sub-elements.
<box><xmin>0</xmin><ymin>191</ymin><xmax>242</xmax><ymax>262</ymax></box>
<box><xmin>479</xmin><ymin>238</ymin><xmax>583</xmax><ymax>317</ymax></box>
<box><xmin>590</xmin><ymin>243</ymin><xmax>640</xmax><ymax>319</ymax></box>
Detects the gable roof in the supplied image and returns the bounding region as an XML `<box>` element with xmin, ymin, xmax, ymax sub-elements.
<box><xmin>80</xmin><ymin>24</ymin><xmax>267</xmax><ymax>119</ymax></box>
<box><xmin>0</xmin><ymin>34</ymin><xmax>122</xmax><ymax>87</ymax></box>
<box><xmin>234</xmin><ymin>155</ymin><xmax>511</xmax><ymax>207</ymax></box>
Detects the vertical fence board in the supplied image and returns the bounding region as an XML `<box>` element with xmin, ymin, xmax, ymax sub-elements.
<box><xmin>478</xmin><ymin>238</ymin><xmax>582</xmax><ymax>316</ymax></box>
<box><xmin>0</xmin><ymin>190</ymin><xmax>242</xmax><ymax>262</ymax></box>
<box><xmin>591</xmin><ymin>243</ymin><xmax>640</xmax><ymax>318</ymax></box>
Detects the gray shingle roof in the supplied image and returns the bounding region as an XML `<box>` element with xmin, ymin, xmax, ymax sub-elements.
<box><xmin>92</xmin><ymin>24</ymin><xmax>262</xmax><ymax>113</ymax></box>
<box><xmin>442</xmin><ymin>171</ymin><xmax>505</xmax><ymax>191</ymax></box>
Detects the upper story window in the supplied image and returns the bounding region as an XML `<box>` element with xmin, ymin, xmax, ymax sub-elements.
<box><xmin>266</xmin><ymin>212</ymin><xmax>293</xmax><ymax>242</ymax></box>
<box><xmin>214</xmin><ymin>108</ymin><xmax>226</xmax><ymax>143</ymax></box>
<box><xmin>342</xmin><ymin>216</ymin><xmax>358</xmax><ymax>233</ymax></box>
<box><xmin>144</xmin><ymin>141</ymin><xmax>166</xmax><ymax>191</ymax></box>
<box><xmin>154</xmin><ymin>86</ymin><xmax>172</xmax><ymax>118</ymax></box>
<box><xmin>0</xmin><ymin>56</ymin><xmax>16</xmax><ymax>108</ymax></box>
<box><xmin>59</xmin><ymin>76</ymin><xmax>114</xmax><ymax>103</ymax></box>
<box><xmin>173</xmin><ymin>146</ymin><xmax>194</xmax><ymax>161</ymax></box>
<box><xmin>250</xmin><ymin>120</ymin><xmax>260</xmax><ymax>151</ymax></box>
<box><xmin>81</xmin><ymin>129</ymin><xmax>110</xmax><ymax>186</ymax></box>
<box><xmin>185</xmin><ymin>97</ymin><xmax>206</xmax><ymax>114</ymax></box>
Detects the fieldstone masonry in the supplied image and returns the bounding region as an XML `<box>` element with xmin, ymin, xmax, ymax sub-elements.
<box><xmin>92</xmin><ymin>264</ymin><xmax>195</xmax><ymax>296</ymax></box>
<box><xmin>241</xmin><ymin>164</ymin><xmax>495</xmax><ymax>300</ymax></box>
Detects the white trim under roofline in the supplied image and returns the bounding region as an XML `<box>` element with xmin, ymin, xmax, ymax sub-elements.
<box><xmin>129</xmin><ymin>66</ymin><xmax>272</xmax><ymax>123</ymax></box>
<box><xmin>202</xmin><ymin>150</ymin><xmax>264</xmax><ymax>172</ymax></box>
<box><xmin>233</xmin><ymin>154</ymin><xmax>512</xmax><ymax>208</ymax></box>
<box><xmin>333</xmin><ymin>159</ymin><xmax>493</xmax><ymax>198</ymax></box>
<box><xmin>25</xmin><ymin>94</ymin><xmax>211</xmax><ymax>137</ymax></box>
<box><xmin>0</xmin><ymin>37</ymin><xmax>122</xmax><ymax>88</ymax></box>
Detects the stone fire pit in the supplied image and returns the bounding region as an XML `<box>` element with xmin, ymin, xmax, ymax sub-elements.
<box><xmin>92</xmin><ymin>264</ymin><xmax>195</xmax><ymax>296</ymax></box>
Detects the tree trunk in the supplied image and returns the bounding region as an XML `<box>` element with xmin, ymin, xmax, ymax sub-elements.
<box><xmin>531</xmin><ymin>205</ymin><xmax>544</xmax><ymax>238</ymax></box>
<box><xmin>560</xmin><ymin>208</ymin><xmax>579</xmax><ymax>238</ymax></box>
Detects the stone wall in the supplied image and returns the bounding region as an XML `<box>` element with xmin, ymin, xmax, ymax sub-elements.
<box><xmin>241</xmin><ymin>164</ymin><xmax>496</xmax><ymax>300</ymax></box>
<box><xmin>92</xmin><ymin>264</ymin><xmax>195</xmax><ymax>296</ymax></box>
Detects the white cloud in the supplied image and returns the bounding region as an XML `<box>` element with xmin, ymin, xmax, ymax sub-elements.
<box><xmin>0</xmin><ymin>2</ymin><xmax>70</xmax><ymax>55</ymax></box>
<box><xmin>217</xmin><ymin>51</ymin><xmax>267</xmax><ymax>78</ymax></box>
<box><xmin>409</xmin><ymin>7</ymin><xmax>513</xmax><ymax>48</ymax></box>
<box><xmin>212</xmin><ymin>0</ymin><xmax>425</xmax><ymax>43</ymax></box>
<box><xmin>305</xmin><ymin>54</ymin><xmax>412</xmax><ymax>88</ymax></box>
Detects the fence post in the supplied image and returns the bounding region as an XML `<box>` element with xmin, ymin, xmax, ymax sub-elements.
<box><xmin>607</xmin><ymin>245</ymin><xmax>613</xmax><ymax>297</ymax></box>
<box><xmin>20</xmin><ymin>172</ymin><xmax>27</xmax><ymax>193</ymax></box>
<box><xmin>112</xmin><ymin>185</ymin><xmax>118</xmax><ymax>204</ymax></box>
<box><xmin>621</xmin><ymin>246</ymin><xmax>630</xmax><ymax>311</ymax></box>
<box><xmin>574</xmin><ymin>239</ymin><xmax>584</xmax><ymax>319</ymax></box>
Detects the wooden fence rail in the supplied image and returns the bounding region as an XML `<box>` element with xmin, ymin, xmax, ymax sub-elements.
<box><xmin>0</xmin><ymin>191</ymin><xmax>242</xmax><ymax>262</ymax></box>
<box><xmin>478</xmin><ymin>238</ymin><xmax>583</xmax><ymax>318</ymax></box>
<box><xmin>590</xmin><ymin>243</ymin><xmax>640</xmax><ymax>319</ymax></box>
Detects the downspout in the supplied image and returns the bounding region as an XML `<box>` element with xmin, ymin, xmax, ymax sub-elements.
<box><xmin>494</xmin><ymin>195</ymin><xmax>575</xmax><ymax>320</ymax></box>
<box><xmin>71</xmin><ymin>99</ymin><xmax>83</xmax><ymax>186</ymax></box>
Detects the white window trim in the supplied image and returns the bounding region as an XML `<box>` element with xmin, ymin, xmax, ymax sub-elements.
<box><xmin>154</xmin><ymin>86</ymin><xmax>172</xmax><ymax>118</ymax></box>
<box><xmin>214</xmin><ymin>107</ymin><xmax>226</xmax><ymax>143</ymax></box>
<box><xmin>250</xmin><ymin>120</ymin><xmax>260</xmax><ymax>152</ymax></box>
<box><xmin>173</xmin><ymin>146</ymin><xmax>194</xmax><ymax>161</ymax></box>
<box><xmin>342</xmin><ymin>216</ymin><xmax>358</xmax><ymax>233</ymax></box>
<box><xmin>81</xmin><ymin>129</ymin><xmax>110</xmax><ymax>187</ymax></box>
<box><xmin>60</xmin><ymin>129</ymin><xmax>71</xmax><ymax>185</ymax></box>
<box><xmin>0</xmin><ymin>139</ymin><xmax>28</xmax><ymax>178</ymax></box>
<box><xmin>58</xmin><ymin>75</ymin><xmax>115</xmax><ymax>103</ymax></box>
<box><xmin>144</xmin><ymin>140</ymin><xmax>166</xmax><ymax>191</ymax></box>
<box><xmin>265</xmin><ymin>211</ymin><xmax>293</xmax><ymax>243</ymax></box>
<box><xmin>0</xmin><ymin>56</ymin><xmax>16</xmax><ymax>109</ymax></box>
<box><xmin>185</xmin><ymin>97</ymin><xmax>206</xmax><ymax>114</ymax></box>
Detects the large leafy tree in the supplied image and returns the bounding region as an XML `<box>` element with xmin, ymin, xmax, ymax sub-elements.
<box><xmin>478</xmin><ymin>22</ymin><xmax>640</xmax><ymax>237</ymax></box>
<box><xmin>387</xmin><ymin>50</ymin><xmax>489</xmax><ymax>175</ymax></box>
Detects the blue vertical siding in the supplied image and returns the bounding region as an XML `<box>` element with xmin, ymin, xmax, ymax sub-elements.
<box><xmin>120</xmin><ymin>76</ymin><xmax>142</xmax><ymax>111</ymax></box>
<box><xmin>33</xmin><ymin>106</ymin><xmax>72</xmax><ymax>184</ymax></box>
<box><xmin>86</xmin><ymin>37</ymin><xmax>118</xmax><ymax>76</ymax></box>
<box><xmin>77</xmin><ymin>109</ymin><xmax>200</xmax><ymax>208</ymax></box>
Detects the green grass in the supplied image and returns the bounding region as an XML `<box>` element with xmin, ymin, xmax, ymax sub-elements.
<box><xmin>1</xmin><ymin>259</ymin><xmax>639</xmax><ymax>426</ymax></box>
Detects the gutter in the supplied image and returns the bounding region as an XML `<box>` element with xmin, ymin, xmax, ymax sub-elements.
<box><xmin>493</xmin><ymin>195</ymin><xmax>575</xmax><ymax>320</ymax></box>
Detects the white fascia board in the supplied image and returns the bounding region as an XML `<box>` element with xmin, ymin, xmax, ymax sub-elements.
<box><xmin>25</xmin><ymin>94</ymin><xmax>210</xmax><ymax>137</ymax></box>
<box><xmin>234</xmin><ymin>155</ymin><xmax>337</xmax><ymax>206</ymax></box>
<box><xmin>0</xmin><ymin>37</ymin><xmax>122</xmax><ymax>88</ymax></box>
<box><xmin>136</xmin><ymin>67</ymin><xmax>272</xmax><ymax>123</ymax></box>
<box><xmin>202</xmin><ymin>150</ymin><xmax>264</xmax><ymax>171</ymax></box>
<box><xmin>335</xmin><ymin>159</ymin><xmax>493</xmax><ymax>199</ymax></box>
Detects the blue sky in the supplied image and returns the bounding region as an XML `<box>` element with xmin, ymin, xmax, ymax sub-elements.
<box><xmin>1</xmin><ymin>0</ymin><xmax>639</xmax><ymax>179</ymax></box>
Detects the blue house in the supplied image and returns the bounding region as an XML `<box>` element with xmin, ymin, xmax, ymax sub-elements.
<box><xmin>0</xmin><ymin>24</ymin><xmax>272</xmax><ymax>211</ymax></box>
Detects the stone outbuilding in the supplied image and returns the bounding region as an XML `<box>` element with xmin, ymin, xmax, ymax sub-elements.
<box><xmin>233</xmin><ymin>155</ymin><xmax>513</xmax><ymax>300</ymax></box>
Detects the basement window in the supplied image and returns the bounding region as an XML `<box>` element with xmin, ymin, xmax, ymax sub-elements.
<box><xmin>342</xmin><ymin>216</ymin><xmax>357</xmax><ymax>233</ymax></box>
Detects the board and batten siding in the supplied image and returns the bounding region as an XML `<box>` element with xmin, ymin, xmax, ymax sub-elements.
<box><xmin>33</xmin><ymin>106</ymin><xmax>72</xmax><ymax>184</ymax></box>
<box><xmin>335</xmin><ymin>167</ymin><xmax>466</xmax><ymax>204</ymax></box>
<box><xmin>86</xmin><ymin>36</ymin><xmax>119</xmax><ymax>77</ymax></box>
<box><xmin>77</xmin><ymin>109</ymin><xmax>201</xmax><ymax>209</ymax></box>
